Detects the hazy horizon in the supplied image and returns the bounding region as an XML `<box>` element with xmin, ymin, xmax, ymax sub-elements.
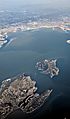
<box><xmin>0</xmin><ymin>0</ymin><xmax>70</xmax><ymax>10</ymax></box>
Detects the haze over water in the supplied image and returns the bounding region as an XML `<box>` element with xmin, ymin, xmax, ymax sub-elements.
<box><xmin>0</xmin><ymin>28</ymin><xmax>70</xmax><ymax>94</ymax></box>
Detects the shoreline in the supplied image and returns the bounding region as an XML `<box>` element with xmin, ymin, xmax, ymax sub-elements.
<box><xmin>0</xmin><ymin>21</ymin><xmax>70</xmax><ymax>48</ymax></box>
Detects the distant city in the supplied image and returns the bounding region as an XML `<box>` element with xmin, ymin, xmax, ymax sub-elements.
<box><xmin>0</xmin><ymin>7</ymin><xmax>70</xmax><ymax>48</ymax></box>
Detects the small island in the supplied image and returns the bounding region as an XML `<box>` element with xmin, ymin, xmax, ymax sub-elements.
<box><xmin>0</xmin><ymin>74</ymin><xmax>52</xmax><ymax>119</ymax></box>
<box><xmin>36</xmin><ymin>59</ymin><xmax>59</xmax><ymax>78</ymax></box>
<box><xmin>66</xmin><ymin>40</ymin><xmax>70</xmax><ymax>44</ymax></box>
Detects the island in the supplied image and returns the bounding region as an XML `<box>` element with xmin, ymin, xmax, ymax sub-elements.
<box><xmin>0</xmin><ymin>73</ymin><xmax>52</xmax><ymax>119</ymax></box>
<box><xmin>36</xmin><ymin>59</ymin><xmax>59</xmax><ymax>78</ymax></box>
<box><xmin>66</xmin><ymin>40</ymin><xmax>70</xmax><ymax>44</ymax></box>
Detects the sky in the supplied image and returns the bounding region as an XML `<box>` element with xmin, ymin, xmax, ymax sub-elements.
<box><xmin>0</xmin><ymin>0</ymin><xmax>70</xmax><ymax>9</ymax></box>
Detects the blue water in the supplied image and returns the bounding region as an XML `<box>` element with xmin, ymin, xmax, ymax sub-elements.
<box><xmin>0</xmin><ymin>28</ymin><xmax>70</xmax><ymax>113</ymax></box>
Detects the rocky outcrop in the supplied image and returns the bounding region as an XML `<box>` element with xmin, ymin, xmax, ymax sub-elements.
<box><xmin>0</xmin><ymin>74</ymin><xmax>52</xmax><ymax>119</ymax></box>
<box><xmin>36</xmin><ymin>59</ymin><xmax>59</xmax><ymax>78</ymax></box>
